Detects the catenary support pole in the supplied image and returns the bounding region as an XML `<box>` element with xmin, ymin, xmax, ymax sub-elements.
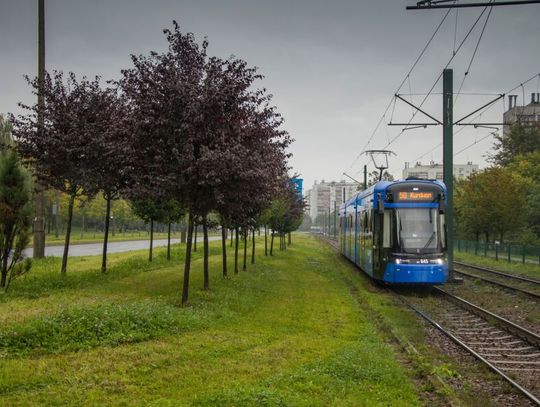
<box><xmin>443</xmin><ymin>69</ymin><xmax>455</xmax><ymax>280</ymax></box>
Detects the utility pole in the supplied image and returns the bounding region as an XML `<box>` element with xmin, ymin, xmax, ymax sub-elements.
<box><xmin>443</xmin><ymin>69</ymin><xmax>454</xmax><ymax>278</ymax></box>
<box><xmin>33</xmin><ymin>0</ymin><xmax>46</xmax><ymax>258</ymax></box>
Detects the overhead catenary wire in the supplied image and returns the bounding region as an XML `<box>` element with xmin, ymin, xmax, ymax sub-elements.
<box><xmin>342</xmin><ymin>6</ymin><xmax>454</xmax><ymax>175</ymax></box>
<box><xmin>383</xmin><ymin>3</ymin><xmax>493</xmax><ymax>150</ymax></box>
<box><xmin>454</xmin><ymin>131</ymin><xmax>495</xmax><ymax>156</ymax></box>
<box><xmin>454</xmin><ymin>2</ymin><xmax>494</xmax><ymax>104</ymax></box>
<box><xmin>391</xmin><ymin>72</ymin><xmax>540</xmax><ymax>176</ymax></box>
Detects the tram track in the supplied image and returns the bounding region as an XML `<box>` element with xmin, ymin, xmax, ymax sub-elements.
<box><xmin>400</xmin><ymin>288</ymin><xmax>540</xmax><ymax>405</ymax></box>
<box><xmin>318</xmin><ymin>235</ymin><xmax>540</xmax><ymax>405</ymax></box>
<box><xmin>454</xmin><ymin>261</ymin><xmax>540</xmax><ymax>286</ymax></box>
<box><xmin>453</xmin><ymin>262</ymin><xmax>540</xmax><ymax>301</ymax></box>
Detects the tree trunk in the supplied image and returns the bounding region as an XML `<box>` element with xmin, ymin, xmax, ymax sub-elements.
<box><xmin>180</xmin><ymin>216</ymin><xmax>187</xmax><ymax>244</ymax></box>
<box><xmin>193</xmin><ymin>224</ymin><xmax>198</xmax><ymax>252</ymax></box>
<box><xmin>149</xmin><ymin>218</ymin><xmax>154</xmax><ymax>262</ymax></box>
<box><xmin>234</xmin><ymin>227</ymin><xmax>239</xmax><ymax>274</ymax></box>
<box><xmin>221</xmin><ymin>225</ymin><xmax>228</xmax><ymax>278</ymax></box>
<box><xmin>203</xmin><ymin>215</ymin><xmax>209</xmax><ymax>290</ymax></box>
<box><xmin>0</xmin><ymin>242</ymin><xmax>9</xmax><ymax>288</ymax></box>
<box><xmin>288</xmin><ymin>232</ymin><xmax>291</xmax><ymax>246</ymax></box>
<box><xmin>230</xmin><ymin>228</ymin><xmax>234</xmax><ymax>247</ymax></box>
<box><xmin>101</xmin><ymin>197</ymin><xmax>112</xmax><ymax>273</ymax></box>
<box><xmin>60</xmin><ymin>192</ymin><xmax>76</xmax><ymax>274</ymax></box>
<box><xmin>80</xmin><ymin>213</ymin><xmax>85</xmax><ymax>239</ymax></box>
<box><xmin>270</xmin><ymin>230</ymin><xmax>274</xmax><ymax>256</ymax></box>
<box><xmin>181</xmin><ymin>213</ymin><xmax>194</xmax><ymax>305</ymax></box>
<box><xmin>243</xmin><ymin>228</ymin><xmax>247</xmax><ymax>271</ymax></box>
<box><xmin>167</xmin><ymin>223</ymin><xmax>171</xmax><ymax>260</ymax></box>
<box><xmin>251</xmin><ymin>229</ymin><xmax>255</xmax><ymax>264</ymax></box>
<box><xmin>264</xmin><ymin>226</ymin><xmax>268</xmax><ymax>256</ymax></box>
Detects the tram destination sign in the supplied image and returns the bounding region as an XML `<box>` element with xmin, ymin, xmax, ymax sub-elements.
<box><xmin>396</xmin><ymin>191</ymin><xmax>434</xmax><ymax>201</ymax></box>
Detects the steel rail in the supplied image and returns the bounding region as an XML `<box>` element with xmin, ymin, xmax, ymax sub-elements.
<box><xmin>454</xmin><ymin>268</ymin><xmax>540</xmax><ymax>300</ymax></box>
<box><xmin>401</xmin><ymin>296</ymin><xmax>540</xmax><ymax>406</ymax></box>
<box><xmin>454</xmin><ymin>261</ymin><xmax>540</xmax><ymax>285</ymax></box>
<box><xmin>434</xmin><ymin>287</ymin><xmax>540</xmax><ymax>347</ymax></box>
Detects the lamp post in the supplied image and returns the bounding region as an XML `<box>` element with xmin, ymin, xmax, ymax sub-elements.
<box><xmin>33</xmin><ymin>0</ymin><xmax>46</xmax><ymax>258</ymax></box>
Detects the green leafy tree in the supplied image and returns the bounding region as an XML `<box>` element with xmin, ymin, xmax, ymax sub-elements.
<box><xmin>131</xmin><ymin>198</ymin><xmax>183</xmax><ymax>262</ymax></box>
<box><xmin>490</xmin><ymin>123</ymin><xmax>540</xmax><ymax>166</ymax></box>
<box><xmin>0</xmin><ymin>148</ymin><xmax>32</xmax><ymax>291</ymax></box>
<box><xmin>455</xmin><ymin>167</ymin><xmax>528</xmax><ymax>243</ymax></box>
<box><xmin>367</xmin><ymin>170</ymin><xmax>394</xmax><ymax>187</ymax></box>
<box><xmin>507</xmin><ymin>150</ymin><xmax>540</xmax><ymax>239</ymax></box>
<box><xmin>0</xmin><ymin>115</ymin><xmax>13</xmax><ymax>150</ymax></box>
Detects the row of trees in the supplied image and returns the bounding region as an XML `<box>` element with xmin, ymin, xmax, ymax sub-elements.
<box><xmin>9</xmin><ymin>22</ymin><xmax>304</xmax><ymax>301</ymax></box>
<box><xmin>455</xmin><ymin>123</ymin><xmax>540</xmax><ymax>245</ymax></box>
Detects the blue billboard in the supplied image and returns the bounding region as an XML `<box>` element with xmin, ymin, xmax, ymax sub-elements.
<box><xmin>291</xmin><ymin>177</ymin><xmax>303</xmax><ymax>198</ymax></box>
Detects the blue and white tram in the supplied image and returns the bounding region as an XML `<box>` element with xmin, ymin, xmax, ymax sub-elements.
<box><xmin>339</xmin><ymin>179</ymin><xmax>448</xmax><ymax>284</ymax></box>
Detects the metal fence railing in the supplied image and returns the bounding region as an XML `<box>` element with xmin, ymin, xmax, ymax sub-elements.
<box><xmin>455</xmin><ymin>239</ymin><xmax>540</xmax><ymax>266</ymax></box>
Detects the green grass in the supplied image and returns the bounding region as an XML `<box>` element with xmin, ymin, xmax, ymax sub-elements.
<box><xmin>0</xmin><ymin>235</ymin><xmax>421</xmax><ymax>406</ymax></box>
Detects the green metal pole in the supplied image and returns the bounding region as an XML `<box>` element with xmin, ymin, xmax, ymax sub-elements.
<box><xmin>443</xmin><ymin>69</ymin><xmax>454</xmax><ymax>279</ymax></box>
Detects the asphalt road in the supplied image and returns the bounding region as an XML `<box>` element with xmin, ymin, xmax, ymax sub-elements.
<box><xmin>23</xmin><ymin>236</ymin><xmax>221</xmax><ymax>258</ymax></box>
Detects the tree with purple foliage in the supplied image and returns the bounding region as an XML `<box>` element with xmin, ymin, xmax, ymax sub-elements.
<box><xmin>12</xmin><ymin>72</ymin><xmax>107</xmax><ymax>274</ymax></box>
<box><xmin>83</xmin><ymin>88</ymin><xmax>132</xmax><ymax>274</ymax></box>
<box><xmin>118</xmin><ymin>22</ymin><xmax>207</xmax><ymax>303</ymax></box>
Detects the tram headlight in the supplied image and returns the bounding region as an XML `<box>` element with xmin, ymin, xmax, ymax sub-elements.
<box><xmin>435</xmin><ymin>258</ymin><xmax>444</xmax><ymax>265</ymax></box>
<box><xmin>395</xmin><ymin>258</ymin><xmax>402</xmax><ymax>264</ymax></box>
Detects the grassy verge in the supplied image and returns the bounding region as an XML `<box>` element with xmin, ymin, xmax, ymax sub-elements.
<box><xmin>0</xmin><ymin>235</ymin><xmax>421</xmax><ymax>406</ymax></box>
<box><xmin>455</xmin><ymin>251</ymin><xmax>540</xmax><ymax>279</ymax></box>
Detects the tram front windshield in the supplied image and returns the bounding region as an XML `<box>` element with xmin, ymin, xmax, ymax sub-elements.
<box><xmin>394</xmin><ymin>208</ymin><xmax>442</xmax><ymax>254</ymax></box>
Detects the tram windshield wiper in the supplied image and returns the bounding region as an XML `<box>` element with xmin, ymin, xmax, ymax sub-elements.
<box><xmin>421</xmin><ymin>231</ymin><xmax>436</xmax><ymax>251</ymax></box>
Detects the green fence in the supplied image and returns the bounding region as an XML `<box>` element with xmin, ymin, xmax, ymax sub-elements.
<box><xmin>455</xmin><ymin>239</ymin><xmax>540</xmax><ymax>266</ymax></box>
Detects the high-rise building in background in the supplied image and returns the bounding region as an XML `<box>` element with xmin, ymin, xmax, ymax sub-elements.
<box><xmin>305</xmin><ymin>180</ymin><xmax>358</xmax><ymax>221</ymax></box>
<box><xmin>503</xmin><ymin>93</ymin><xmax>540</xmax><ymax>136</ymax></box>
<box><xmin>402</xmin><ymin>161</ymin><xmax>478</xmax><ymax>181</ymax></box>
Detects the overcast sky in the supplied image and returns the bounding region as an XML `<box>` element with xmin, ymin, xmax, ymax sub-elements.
<box><xmin>1</xmin><ymin>0</ymin><xmax>539</xmax><ymax>191</ymax></box>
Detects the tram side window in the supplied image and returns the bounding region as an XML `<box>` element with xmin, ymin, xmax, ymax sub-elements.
<box><xmin>383</xmin><ymin>210</ymin><xmax>392</xmax><ymax>248</ymax></box>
